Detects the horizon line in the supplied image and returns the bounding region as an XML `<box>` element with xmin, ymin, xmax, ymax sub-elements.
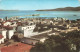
<box><xmin>0</xmin><ymin>6</ymin><xmax>80</xmax><ymax>11</ymax></box>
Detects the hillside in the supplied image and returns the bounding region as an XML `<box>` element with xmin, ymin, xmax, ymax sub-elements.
<box><xmin>36</xmin><ymin>7</ymin><xmax>80</xmax><ymax>11</ymax></box>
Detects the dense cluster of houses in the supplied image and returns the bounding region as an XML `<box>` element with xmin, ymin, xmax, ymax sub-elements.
<box><xmin>0</xmin><ymin>17</ymin><xmax>37</xmax><ymax>44</ymax></box>
<box><xmin>0</xmin><ymin>17</ymin><xmax>80</xmax><ymax>52</ymax></box>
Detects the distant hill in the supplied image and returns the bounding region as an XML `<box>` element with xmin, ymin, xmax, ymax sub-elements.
<box><xmin>0</xmin><ymin>10</ymin><xmax>19</xmax><ymax>11</ymax></box>
<box><xmin>36</xmin><ymin>7</ymin><xmax>80</xmax><ymax>11</ymax></box>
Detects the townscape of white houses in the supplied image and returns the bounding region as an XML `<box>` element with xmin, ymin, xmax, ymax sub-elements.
<box><xmin>0</xmin><ymin>17</ymin><xmax>80</xmax><ymax>45</ymax></box>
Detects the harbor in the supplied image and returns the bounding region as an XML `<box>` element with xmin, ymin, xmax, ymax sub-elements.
<box><xmin>0</xmin><ymin>0</ymin><xmax>80</xmax><ymax>52</ymax></box>
<box><xmin>0</xmin><ymin>11</ymin><xmax>80</xmax><ymax>20</ymax></box>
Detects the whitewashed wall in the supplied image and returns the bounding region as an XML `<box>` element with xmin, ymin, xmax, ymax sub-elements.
<box><xmin>1</xmin><ymin>30</ymin><xmax>7</xmax><ymax>39</ymax></box>
<box><xmin>8</xmin><ymin>30</ymin><xmax>14</xmax><ymax>39</ymax></box>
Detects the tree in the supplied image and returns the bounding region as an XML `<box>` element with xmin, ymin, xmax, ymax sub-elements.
<box><xmin>45</xmin><ymin>35</ymin><xmax>70</xmax><ymax>52</ymax></box>
<box><xmin>30</xmin><ymin>35</ymin><xmax>70</xmax><ymax>52</ymax></box>
<box><xmin>30</xmin><ymin>42</ymin><xmax>51</xmax><ymax>52</ymax></box>
<box><xmin>61</xmin><ymin>30</ymin><xmax>80</xmax><ymax>52</ymax></box>
<box><xmin>30</xmin><ymin>30</ymin><xmax>80</xmax><ymax>52</ymax></box>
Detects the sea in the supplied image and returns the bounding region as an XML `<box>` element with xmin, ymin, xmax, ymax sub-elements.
<box><xmin>0</xmin><ymin>10</ymin><xmax>80</xmax><ymax>20</ymax></box>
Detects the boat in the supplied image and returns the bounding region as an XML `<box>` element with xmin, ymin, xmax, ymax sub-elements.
<box><xmin>73</xmin><ymin>15</ymin><xmax>77</xmax><ymax>16</ymax></box>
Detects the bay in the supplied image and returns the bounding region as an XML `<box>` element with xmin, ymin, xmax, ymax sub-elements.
<box><xmin>0</xmin><ymin>10</ymin><xmax>80</xmax><ymax>20</ymax></box>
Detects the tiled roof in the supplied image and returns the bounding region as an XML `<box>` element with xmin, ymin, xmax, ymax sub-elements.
<box><xmin>0</xmin><ymin>34</ymin><xmax>3</xmax><ymax>39</ymax></box>
<box><xmin>3</xmin><ymin>26</ymin><xmax>13</xmax><ymax>30</ymax></box>
<box><xmin>0</xmin><ymin>43</ymin><xmax>33</xmax><ymax>52</ymax></box>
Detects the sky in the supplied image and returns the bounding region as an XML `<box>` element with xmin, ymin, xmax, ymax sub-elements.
<box><xmin>0</xmin><ymin>0</ymin><xmax>80</xmax><ymax>10</ymax></box>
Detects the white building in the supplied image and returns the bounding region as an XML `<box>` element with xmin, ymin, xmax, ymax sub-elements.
<box><xmin>39</xmin><ymin>38</ymin><xmax>47</xmax><ymax>43</ymax></box>
<box><xmin>0</xmin><ymin>34</ymin><xmax>5</xmax><ymax>44</ymax></box>
<box><xmin>0</xmin><ymin>30</ymin><xmax>7</xmax><ymax>39</ymax></box>
<box><xmin>7</xmin><ymin>30</ymin><xmax>14</xmax><ymax>39</ymax></box>
<box><xmin>0</xmin><ymin>29</ymin><xmax>14</xmax><ymax>44</ymax></box>
<box><xmin>17</xmin><ymin>25</ymin><xmax>36</xmax><ymax>37</ymax></box>
<box><xmin>10</xmin><ymin>22</ymin><xmax>17</xmax><ymax>27</ymax></box>
<box><xmin>3</xmin><ymin>22</ymin><xmax>12</xmax><ymax>26</ymax></box>
<box><xmin>0</xmin><ymin>30</ymin><xmax>7</xmax><ymax>44</ymax></box>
